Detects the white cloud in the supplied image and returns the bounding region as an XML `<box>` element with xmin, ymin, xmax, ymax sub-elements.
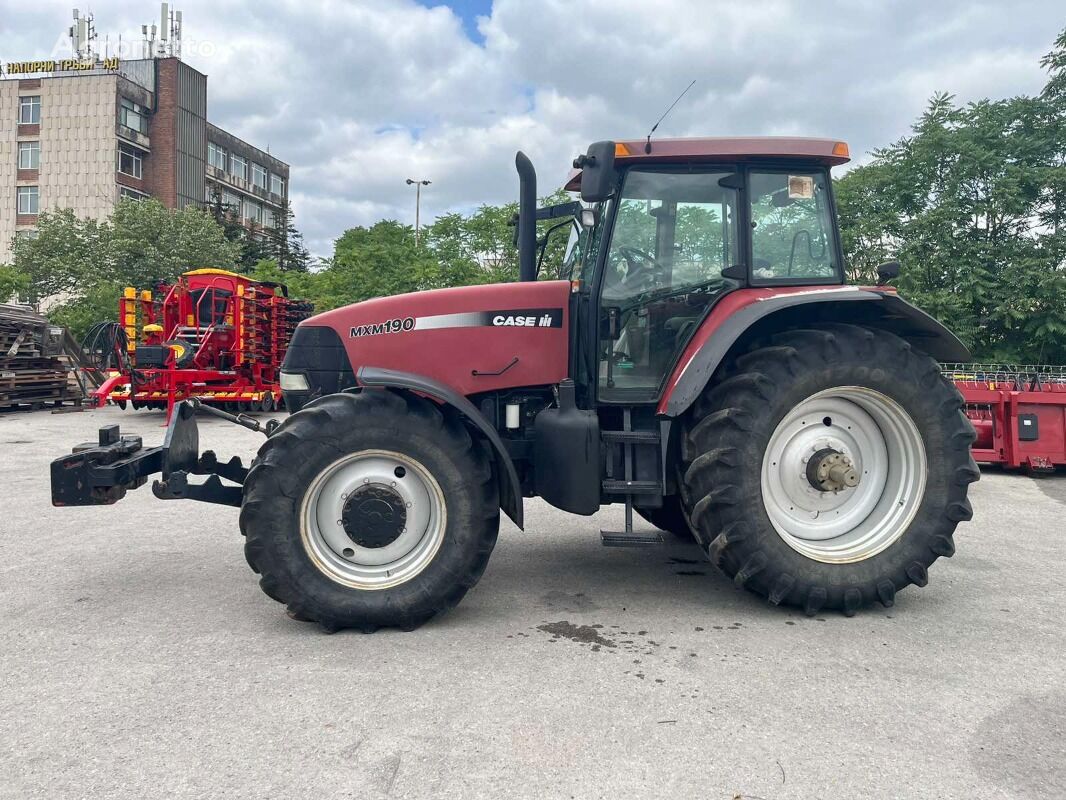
<box><xmin>1</xmin><ymin>0</ymin><xmax>1060</xmax><ymax>256</ymax></box>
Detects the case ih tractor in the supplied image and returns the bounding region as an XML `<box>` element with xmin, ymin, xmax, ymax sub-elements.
<box><xmin>52</xmin><ymin>137</ymin><xmax>978</xmax><ymax>631</ymax></box>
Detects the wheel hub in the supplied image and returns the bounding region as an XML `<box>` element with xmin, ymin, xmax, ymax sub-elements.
<box><xmin>300</xmin><ymin>450</ymin><xmax>446</xmax><ymax>590</ymax></box>
<box><xmin>806</xmin><ymin>448</ymin><xmax>860</xmax><ymax>492</ymax></box>
<box><xmin>760</xmin><ymin>387</ymin><xmax>928</xmax><ymax>563</ymax></box>
<box><xmin>341</xmin><ymin>485</ymin><xmax>408</xmax><ymax>548</ymax></box>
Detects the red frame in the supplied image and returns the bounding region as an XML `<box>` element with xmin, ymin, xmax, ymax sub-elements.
<box><xmin>953</xmin><ymin>375</ymin><xmax>1066</xmax><ymax>471</ymax></box>
<box><xmin>92</xmin><ymin>269</ymin><xmax>311</xmax><ymax>419</ymax></box>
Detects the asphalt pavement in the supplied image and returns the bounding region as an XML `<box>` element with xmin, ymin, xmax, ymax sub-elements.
<box><xmin>1</xmin><ymin>405</ymin><xmax>1064</xmax><ymax>799</ymax></box>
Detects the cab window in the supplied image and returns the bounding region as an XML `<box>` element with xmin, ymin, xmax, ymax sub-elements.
<box><xmin>749</xmin><ymin>170</ymin><xmax>837</xmax><ymax>281</ymax></box>
<box><xmin>598</xmin><ymin>168</ymin><xmax>739</xmax><ymax>401</ymax></box>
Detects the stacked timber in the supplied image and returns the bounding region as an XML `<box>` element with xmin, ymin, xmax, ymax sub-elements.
<box><xmin>0</xmin><ymin>304</ymin><xmax>83</xmax><ymax>411</ymax></box>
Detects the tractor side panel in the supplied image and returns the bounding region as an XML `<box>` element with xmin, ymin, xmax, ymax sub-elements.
<box><xmin>308</xmin><ymin>280</ymin><xmax>572</xmax><ymax>396</ymax></box>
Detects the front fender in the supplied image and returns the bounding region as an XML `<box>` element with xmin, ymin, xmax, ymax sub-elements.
<box><xmin>356</xmin><ymin>366</ymin><xmax>524</xmax><ymax>530</ymax></box>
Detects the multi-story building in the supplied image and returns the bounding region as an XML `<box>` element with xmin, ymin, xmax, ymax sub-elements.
<box><xmin>0</xmin><ymin>55</ymin><xmax>289</xmax><ymax>264</ymax></box>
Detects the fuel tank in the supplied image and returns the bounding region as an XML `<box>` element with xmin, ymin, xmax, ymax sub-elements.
<box><xmin>290</xmin><ymin>280</ymin><xmax>572</xmax><ymax>401</ymax></box>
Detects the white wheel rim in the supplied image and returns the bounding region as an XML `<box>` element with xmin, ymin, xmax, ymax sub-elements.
<box><xmin>760</xmin><ymin>386</ymin><xmax>927</xmax><ymax>564</ymax></box>
<box><xmin>300</xmin><ymin>449</ymin><xmax>447</xmax><ymax>590</ymax></box>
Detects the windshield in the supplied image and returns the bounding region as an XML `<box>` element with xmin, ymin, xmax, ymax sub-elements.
<box><xmin>602</xmin><ymin>169</ymin><xmax>739</xmax><ymax>302</ymax></box>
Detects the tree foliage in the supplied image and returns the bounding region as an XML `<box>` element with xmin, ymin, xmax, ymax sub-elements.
<box><xmin>9</xmin><ymin>198</ymin><xmax>241</xmax><ymax>339</ymax></box>
<box><xmin>835</xmin><ymin>29</ymin><xmax>1066</xmax><ymax>363</ymax></box>
<box><xmin>299</xmin><ymin>190</ymin><xmax>574</xmax><ymax>312</ymax></box>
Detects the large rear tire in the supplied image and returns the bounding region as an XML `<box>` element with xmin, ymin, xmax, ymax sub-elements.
<box><xmin>240</xmin><ymin>390</ymin><xmax>500</xmax><ymax>631</ymax></box>
<box><xmin>681</xmin><ymin>324</ymin><xmax>979</xmax><ymax>616</ymax></box>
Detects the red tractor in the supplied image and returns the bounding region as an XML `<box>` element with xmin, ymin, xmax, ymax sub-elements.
<box><xmin>52</xmin><ymin>137</ymin><xmax>978</xmax><ymax>630</ymax></box>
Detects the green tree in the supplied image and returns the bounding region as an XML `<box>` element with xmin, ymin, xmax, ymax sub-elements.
<box><xmin>206</xmin><ymin>189</ymin><xmax>276</xmax><ymax>273</ymax></box>
<box><xmin>0</xmin><ymin>263</ymin><xmax>29</xmax><ymax>303</ymax></box>
<box><xmin>10</xmin><ymin>198</ymin><xmax>240</xmax><ymax>339</ymax></box>
<box><xmin>266</xmin><ymin>200</ymin><xmax>313</xmax><ymax>273</ymax></box>
<box><xmin>835</xmin><ymin>29</ymin><xmax>1066</xmax><ymax>363</ymax></box>
<box><xmin>316</xmin><ymin>220</ymin><xmax>441</xmax><ymax>310</ymax></box>
<box><xmin>10</xmin><ymin>209</ymin><xmax>109</xmax><ymax>304</ymax></box>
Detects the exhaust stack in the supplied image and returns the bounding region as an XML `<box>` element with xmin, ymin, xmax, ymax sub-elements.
<box><xmin>515</xmin><ymin>151</ymin><xmax>537</xmax><ymax>282</ymax></box>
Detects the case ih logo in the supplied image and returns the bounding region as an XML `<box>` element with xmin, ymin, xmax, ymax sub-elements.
<box><xmin>491</xmin><ymin>312</ymin><xmax>557</xmax><ymax>327</ymax></box>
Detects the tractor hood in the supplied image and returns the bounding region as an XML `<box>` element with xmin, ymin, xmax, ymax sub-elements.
<box><xmin>285</xmin><ymin>280</ymin><xmax>572</xmax><ymax>404</ymax></box>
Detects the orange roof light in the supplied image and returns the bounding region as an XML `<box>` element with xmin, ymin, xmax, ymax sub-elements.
<box><xmin>614</xmin><ymin>142</ymin><xmax>631</xmax><ymax>157</ymax></box>
<box><xmin>832</xmin><ymin>141</ymin><xmax>850</xmax><ymax>158</ymax></box>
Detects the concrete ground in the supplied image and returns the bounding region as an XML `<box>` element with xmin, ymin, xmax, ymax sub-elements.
<box><xmin>1</xmin><ymin>404</ymin><xmax>1064</xmax><ymax>800</ymax></box>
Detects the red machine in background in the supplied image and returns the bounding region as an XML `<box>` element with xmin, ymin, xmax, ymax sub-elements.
<box><xmin>88</xmin><ymin>268</ymin><xmax>313</xmax><ymax>417</ymax></box>
<box><xmin>946</xmin><ymin>364</ymin><xmax>1066</xmax><ymax>473</ymax></box>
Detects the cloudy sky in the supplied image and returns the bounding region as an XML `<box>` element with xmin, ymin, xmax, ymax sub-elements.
<box><xmin>1</xmin><ymin>0</ymin><xmax>1062</xmax><ymax>256</ymax></box>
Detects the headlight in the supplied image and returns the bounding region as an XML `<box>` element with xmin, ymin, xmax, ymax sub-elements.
<box><xmin>279</xmin><ymin>371</ymin><xmax>310</xmax><ymax>391</ymax></box>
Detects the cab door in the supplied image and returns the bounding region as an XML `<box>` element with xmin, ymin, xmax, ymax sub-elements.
<box><xmin>595</xmin><ymin>167</ymin><xmax>740</xmax><ymax>403</ymax></box>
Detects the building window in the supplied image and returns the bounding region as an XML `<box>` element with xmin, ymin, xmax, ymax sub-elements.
<box><xmin>244</xmin><ymin>199</ymin><xmax>264</xmax><ymax>224</ymax></box>
<box><xmin>223</xmin><ymin>191</ymin><xmax>241</xmax><ymax>212</ymax></box>
<box><xmin>19</xmin><ymin>96</ymin><xmax>41</xmax><ymax>124</ymax></box>
<box><xmin>264</xmin><ymin>208</ymin><xmax>277</xmax><ymax>229</ymax></box>
<box><xmin>270</xmin><ymin>173</ymin><xmax>285</xmax><ymax>196</ymax></box>
<box><xmin>208</xmin><ymin>142</ymin><xmax>227</xmax><ymax>171</ymax></box>
<box><xmin>118</xmin><ymin>144</ymin><xmax>143</xmax><ymax>179</ymax></box>
<box><xmin>230</xmin><ymin>154</ymin><xmax>247</xmax><ymax>181</ymax></box>
<box><xmin>18</xmin><ymin>141</ymin><xmax>40</xmax><ymax>170</ymax></box>
<box><xmin>119</xmin><ymin>98</ymin><xmax>148</xmax><ymax>134</ymax></box>
<box><xmin>120</xmin><ymin>187</ymin><xmax>147</xmax><ymax>201</ymax></box>
<box><xmin>15</xmin><ymin>229</ymin><xmax>39</xmax><ymax>241</ymax></box>
<box><xmin>251</xmin><ymin>163</ymin><xmax>267</xmax><ymax>190</ymax></box>
<box><xmin>17</xmin><ymin>186</ymin><xmax>39</xmax><ymax>214</ymax></box>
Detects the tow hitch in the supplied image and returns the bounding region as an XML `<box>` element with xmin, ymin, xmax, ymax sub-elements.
<box><xmin>50</xmin><ymin>399</ymin><xmax>277</xmax><ymax>508</ymax></box>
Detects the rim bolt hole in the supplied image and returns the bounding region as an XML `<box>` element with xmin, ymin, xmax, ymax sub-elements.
<box><xmin>822</xmin><ymin>416</ymin><xmax>832</xmax><ymax>427</ymax></box>
<box><xmin>342</xmin><ymin>548</ymin><xmax>354</xmax><ymax>557</ymax></box>
<box><xmin>394</xmin><ymin>466</ymin><xmax>406</xmax><ymax>479</ymax></box>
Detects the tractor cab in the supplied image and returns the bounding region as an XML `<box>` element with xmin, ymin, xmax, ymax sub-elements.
<box><xmin>550</xmin><ymin>138</ymin><xmax>849</xmax><ymax>405</ymax></box>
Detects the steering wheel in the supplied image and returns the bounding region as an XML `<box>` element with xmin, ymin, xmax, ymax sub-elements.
<box><xmin>617</xmin><ymin>246</ymin><xmax>665</xmax><ymax>292</ymax></box>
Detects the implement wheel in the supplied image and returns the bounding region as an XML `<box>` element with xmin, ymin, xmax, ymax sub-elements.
<box><xmin>681</xmin><ymin>324</ymin><xmax>979</xmax><ymax>616</ymax></box>
<box><xmin>240</xmin><ymin>391</ymin><xmax>500</xmax><ymax>631</ymax></box>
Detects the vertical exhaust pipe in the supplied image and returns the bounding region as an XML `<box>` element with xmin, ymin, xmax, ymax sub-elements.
<box><xmin>515</xmin><ymin>151</ymin><xmax>537</xmax><ymax>282</ymax></box>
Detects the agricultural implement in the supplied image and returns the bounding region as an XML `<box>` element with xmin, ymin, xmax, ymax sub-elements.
<box><xmin>945</xmin><ymin>364</ymin><xmax>1066</xmax><ymax>472</ymax></box>
<box><xmin>85</xmin><ymin>268</ymin><xmax>312</xmax><ymax>418</ymax></box>
<box><xmin>52</xmin><ymin>137</ymin><xmax>978</xmax><ymax>630</ymax></box>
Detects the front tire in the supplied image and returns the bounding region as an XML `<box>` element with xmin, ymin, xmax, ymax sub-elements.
<box><xmin>681</xmin><ymin>325</ymin><xmax>979</xmax><ymax>616</ymax></box>
<box><xmin>240</xmin><ymin>390</ymin><xmax>500</xmax><ymax>631</ymax></box>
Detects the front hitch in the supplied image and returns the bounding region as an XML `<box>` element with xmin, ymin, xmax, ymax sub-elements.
<box><xmin>50</xmin><ymin>400</ymin><xmax>268</xmax><ymax>508</ymax></box>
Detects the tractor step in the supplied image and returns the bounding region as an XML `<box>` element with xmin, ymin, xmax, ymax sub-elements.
<box><xmin>601</xmin><ymin>479</ymin><xmax>662</xmax><ymax>495</ymax></box>
<box><xmin>601</xmin><ymin>429</ymin><xmax>660</xmax><ymax>444</ymax></box>
<box><xmin>600</xmin><ymin>530</ymin><xmax>664</xmax><ymax>548</ymax></box>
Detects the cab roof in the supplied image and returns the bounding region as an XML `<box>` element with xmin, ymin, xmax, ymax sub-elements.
<box><xmin>564</xmin><ymin>136</ymin><xmax>850</xmax><ymax>190</ymax></box>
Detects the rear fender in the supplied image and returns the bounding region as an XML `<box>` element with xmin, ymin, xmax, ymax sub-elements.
<box><xmin>658</xmin><ymin>287</ymin><xmax>970</xmax><ymax>418</ymax></box>
<box><xmin>355</xmin><ymin>366</ymin><xmax>524</xmax><ymax>530</ymax></box>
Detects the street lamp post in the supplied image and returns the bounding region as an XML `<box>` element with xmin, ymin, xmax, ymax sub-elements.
<box><xmin>406</xmin><ymin>178</ymin><xmax>431</xmax><ymax>246</ymax></box>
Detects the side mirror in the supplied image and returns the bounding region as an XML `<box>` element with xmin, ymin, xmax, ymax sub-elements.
<box><xmin>574</xmin><ymin>141</ymin><xmax>616</xmax><ymax>203</ymax></box>
<box><xmin>876</xmin><ymin>260</ymin><xmax>901</xmax><ymax>284</ymax></box>
<box><xmin>580</xmin><ymin>207</ymin><xmax>599</xmax><ymax>228</ymax></box>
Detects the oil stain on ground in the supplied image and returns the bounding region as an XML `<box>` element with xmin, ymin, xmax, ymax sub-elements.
<box><xmin>537</xmin><ymin>621</ymin><xmax>616</xmax><ymax>650</ymax></box>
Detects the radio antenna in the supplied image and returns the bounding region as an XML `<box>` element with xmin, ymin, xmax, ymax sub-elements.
<box><xmin>645</xmin><ymin>78</ymin><xmax>696</xmax><ymax>154</ymax></box>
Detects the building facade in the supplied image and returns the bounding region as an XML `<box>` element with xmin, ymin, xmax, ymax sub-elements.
<box><xmin>0</xmin><ymin>56</ymin><xmax>289</xmax><ymax>264</ymax></box>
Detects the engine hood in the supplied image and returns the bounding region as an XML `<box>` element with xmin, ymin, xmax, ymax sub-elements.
<box><xmin>306</xmin><ymin>280</ymin><xmax>573</xmax><ymax>397</ymax></box>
